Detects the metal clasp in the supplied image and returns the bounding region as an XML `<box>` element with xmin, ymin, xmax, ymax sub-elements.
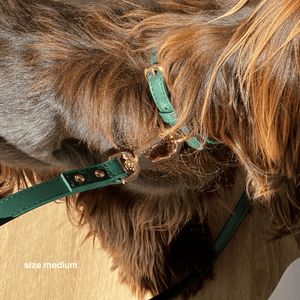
<box><xmin>144</xmin><ymin>63</ymin><xmax>164</xmax><ymax>80</ymax></box>
<box><xmin>109</xmin><ymin>134</ymin><xmax>184</xmax><ymax>184</ymax></box>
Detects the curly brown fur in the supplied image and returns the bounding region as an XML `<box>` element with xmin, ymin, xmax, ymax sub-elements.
<box><xmin>0</xmin><ymin>0</ymin><xmax>256</xmax><ymax>299</ymax></box>
<box><xmin>186</xmin><ymin>0</ymin><xmax>300</xmax><ymax>239</ymax></box>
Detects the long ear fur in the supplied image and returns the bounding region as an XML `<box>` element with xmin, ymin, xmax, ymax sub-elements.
<box><xmin>194</xmin><ymin>0</ymin><xmax>300</xmax><ymax>236</ymax></box>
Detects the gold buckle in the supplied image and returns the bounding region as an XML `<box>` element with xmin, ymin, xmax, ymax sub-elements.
<box><xmin>108</xmin><ymin>151</ymin><xmax>140</xmax><ymax>184</ymax></box>
<box><xmin>144</xmin><ymin>63</ymin><xmax>164</xmax><ymax>80</ymax></box>
<box><xmin>109</xmin><ymin>134</ymin><xmax>184</xmax><ymax>184</ymax></box>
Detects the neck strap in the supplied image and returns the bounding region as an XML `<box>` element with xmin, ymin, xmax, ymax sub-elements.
<box><xmin>145</xmin><ymin>52</ymin><xmax>220</xmax><ymax>150</ymax></box>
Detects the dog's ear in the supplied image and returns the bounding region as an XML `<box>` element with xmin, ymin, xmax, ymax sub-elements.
<box><xmin>194</xmin><ymin>0</ymin><xmax>300</xmax><ymax>174</ymax></box>
<box><xmin>233</xmin><ymin>0</ymin><xmax>300</xmax><ymax>170</ymax></box>
<box><xmin>192</xmin><ymin>0</ymin><xmax>300</xmax><ymax>236</ymax></box>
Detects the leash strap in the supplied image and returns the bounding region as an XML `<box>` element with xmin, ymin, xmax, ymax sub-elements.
<box><xmin>150</xmin><ymin>191</ymin><xmax>251</xmax><ymax>300</ymax></box>
<box><xmin>146</xmin><ymin>52</ymin><xmax>220</xmax><ymax>150</ymax></box>
<box><xmin>0</xmin><ymin>158</ymin><xmax>127</xmax><ymax>225</ymax></box>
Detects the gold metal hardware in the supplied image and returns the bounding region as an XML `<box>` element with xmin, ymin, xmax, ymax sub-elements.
<box><xmin>144</xmin><ymin>63</ymin><xmax>164</xmax><ymax>80</ymax></box>
<box><xmin>109</xmin><ymin>151</ymin><xmax>140</xmax><ymax>184</ymax></box>
<box><xmin>74</xmin><ymin>174</ymin><xmax>85</xmax><ymax>183</ymax></box>
<box><xmin>94</xmin><ymin>170</ymin><xmax>105</xmax><ymax>178</ymax></box>
<box><xmin>109</xmin><ymin>134</ymin><xmax>184</xmax><ymax>184</ymax></box>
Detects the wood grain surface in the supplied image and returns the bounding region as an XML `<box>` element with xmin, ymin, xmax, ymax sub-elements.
<box><xmin>0</xmin><ymin>200</ymin><xmax>152</xmax><ymax>300</ymax></box>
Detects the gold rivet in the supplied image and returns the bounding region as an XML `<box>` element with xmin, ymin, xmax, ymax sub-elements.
<box><xmin>95</xmin><ymin>170</ymin><xmax>105</xmax><ymax>178</ymax></box>
<box><xmin>74</xmin><ymin>174</ymin><xmax>85</xmax><ymax>183</ymax></box>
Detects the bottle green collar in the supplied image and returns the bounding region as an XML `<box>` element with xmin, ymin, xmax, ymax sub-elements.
<box><xmin>145</xmin><ymin>52</ymin><xmax>220</xmax><ymax>150</ymax></box>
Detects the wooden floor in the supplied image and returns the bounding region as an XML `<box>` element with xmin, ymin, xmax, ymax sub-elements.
<box><xmin>0</xmin><ymin>170</ymin><xmax>299</xmax><ymax>300</ymax></box>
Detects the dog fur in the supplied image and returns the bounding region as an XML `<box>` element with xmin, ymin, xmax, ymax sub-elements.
<box><xmin>3</xmin><ymin>0</ymin><xmax>298</xmax><ymax>299</ymax></box>
<box><xmin>193</xmin><ymin>0</ymin><xmax>300</xmax><ymax>238</ymax></box>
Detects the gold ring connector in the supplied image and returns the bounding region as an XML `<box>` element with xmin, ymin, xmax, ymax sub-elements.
<box><xmin>144</xmin><ymin>64</ymin><xmax>164</xmax><ymax>80</ymax></box>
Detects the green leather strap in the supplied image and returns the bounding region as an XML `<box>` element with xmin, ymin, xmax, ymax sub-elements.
<box><xmin>147</xmin><ymin>52</ymin><xmax>220</xmax><ymax>150</ymax></box>
<box><xmin>0</xmin><ymin>158</ymin><xmax>127</xmax><ymax>222</ymax></box>
<box><xmin>211</xmin><ymin>191</ymin><xmax>250</xmax><ymax>256</ymax></box>
<box><xmin>150</xmin><ymin>191</ymin><xmax>251</xmax><ymax>300</ymax></box>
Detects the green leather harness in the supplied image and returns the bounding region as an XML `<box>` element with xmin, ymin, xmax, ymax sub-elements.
<box><xmin>146</xmin><ymin>51</ymin><xmax>220</xmax><ymax>150</ymax></box>
<box><xmin>0</xmin><ymin>52</ymin><xmax>251</xmax><ymax>300</ymax></box>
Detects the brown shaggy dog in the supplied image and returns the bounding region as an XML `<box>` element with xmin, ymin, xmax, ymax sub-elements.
<box><xmin>0</xmin><ymin>0</ymin><xmax>262</xmax><ymax>299</ymax></box>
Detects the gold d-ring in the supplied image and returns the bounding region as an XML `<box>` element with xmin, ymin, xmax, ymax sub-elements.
<box><xmin>144</xmin><ymin>64</ymin><xmax>164</xmax><ymax>80</ymax></box>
